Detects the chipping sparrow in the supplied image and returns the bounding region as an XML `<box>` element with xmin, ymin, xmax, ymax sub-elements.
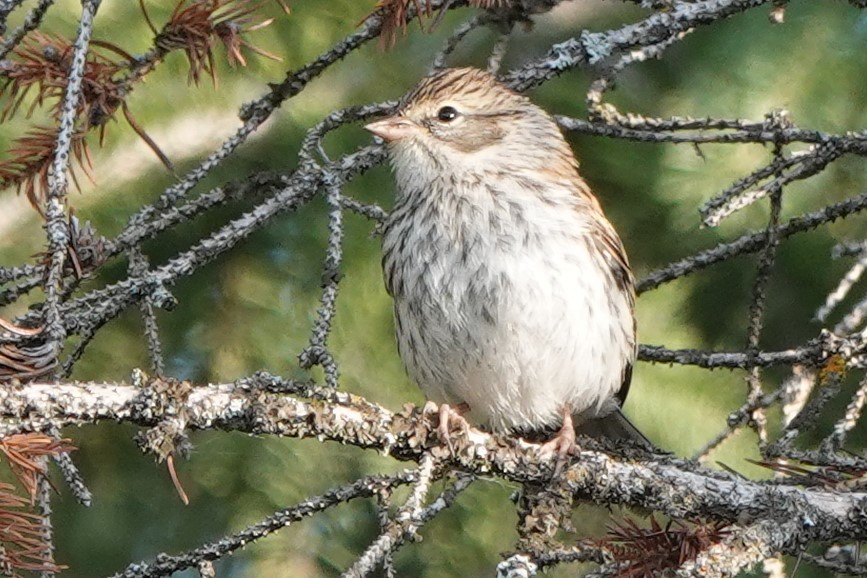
<box><xmin>366</xmin><ymin>67</ymin><xmax>649</xmax><ymax>459</ymax></box>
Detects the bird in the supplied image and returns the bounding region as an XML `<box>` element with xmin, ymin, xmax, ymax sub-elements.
<box><xmin>365</xmin><ymin>67</ymin><xmax>650</xmax><ymax>463</ymax></box>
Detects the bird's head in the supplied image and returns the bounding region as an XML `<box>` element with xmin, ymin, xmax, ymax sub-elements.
<box><xmin>365</xmin><ymin>68</ymin><xmax>574</xmax><ymax>179</ymax></box>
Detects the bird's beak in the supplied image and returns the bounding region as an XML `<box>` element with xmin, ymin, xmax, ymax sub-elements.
<box><xmin>364</xmin><ymin>116</ymin><xmax>417</xmax><ymax>142</ymax></box>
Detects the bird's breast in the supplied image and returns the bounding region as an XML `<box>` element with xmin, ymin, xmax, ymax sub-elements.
<box><xmin>382</xmin><ymin>179</ymin><xmax>634</xmax><ymax>431</ymax></box>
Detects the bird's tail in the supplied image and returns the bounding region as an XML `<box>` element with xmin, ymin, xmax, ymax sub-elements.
<box><xmin>576</xmin><ymin>407</ymin><xmax>654</xmax><ymax>449</ymax></box>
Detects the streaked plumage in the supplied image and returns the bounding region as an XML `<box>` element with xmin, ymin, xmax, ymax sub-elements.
<box><xmin>366</xmin><ymin>68</ymin><xmax>647</xmax><ymax>449</ymax></box>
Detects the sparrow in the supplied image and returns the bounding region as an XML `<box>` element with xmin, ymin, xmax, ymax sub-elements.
<box><xmin>365</xmin><ymin>67</ymin><xmax>649</xmax><ymax>462</ymax></box>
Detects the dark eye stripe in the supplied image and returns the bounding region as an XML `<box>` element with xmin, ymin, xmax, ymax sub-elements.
<box><xmin>419</xmin><ymin>108</ymin><xmax>524</xmax><ymax>132</ymax></box>
<box><xmin>470</xmin><ymin>110</ymin><xmax>522</xmax><ymax>120</ymax></box>
<box><xmin>428</xmin><ymin>109</ymin><xmax>520</xmax><ymax>124</ymax></box>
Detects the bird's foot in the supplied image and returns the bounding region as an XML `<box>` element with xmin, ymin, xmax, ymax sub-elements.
<box><xmin>424</xmin><ymin>401</ymin><xmax>470</xmax><ymax>452</ymax></box>
<box><xmin>538</xmin><ymin>407</ymin><xmax>577</xmax><ymax>476</ymax></box>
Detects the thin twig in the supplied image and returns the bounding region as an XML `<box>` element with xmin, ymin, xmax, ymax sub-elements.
<box><xmin>108</xmin><ymin>471</ymin><xmax>421</xmax><ymax>578</ymax></box>
<box><xmin>0</xmin><ymin>0</ymin><xmax>56</xmax><ymax>61</ymax></box>
<box><xmin>41</xmin><ymin>0</ymin><xmax>102</xmax><ymax>367</ymax></box>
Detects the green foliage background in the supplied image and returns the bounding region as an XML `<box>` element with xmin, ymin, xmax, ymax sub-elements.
<box><xmin>2</xmin><ymin>1</ymin><xmax>867</xmax><ymax>576</ymax></box>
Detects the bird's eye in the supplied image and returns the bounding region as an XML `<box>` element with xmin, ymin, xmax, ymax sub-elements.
<box><xmin>436</xmin><ymin>106</ymin><xmax>459</xmax><ymax>122</ymax></box>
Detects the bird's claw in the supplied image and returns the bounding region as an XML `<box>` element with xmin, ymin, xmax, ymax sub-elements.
<box><xmin>538</xmin><ymin>408</ymin><xmax>577</xmax><ymax>477</ymax></box>
<box><xmin>426</xmin><ymin>402</ymin><xmax>470</xmax><ymax>453</ymax></box>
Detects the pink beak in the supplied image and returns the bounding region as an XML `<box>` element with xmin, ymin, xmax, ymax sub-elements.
<box><xmin>364</xmin><ymin>116</ymin><xmax>418</xmax><ymax>142</ymax></box>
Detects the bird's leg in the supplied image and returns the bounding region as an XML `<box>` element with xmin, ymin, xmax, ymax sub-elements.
<box><xmin>538</xmin><ymin>404</ymin><xmax>577</xmax><ymax>476</ymax></box>
<box><xmin>437</xmin><ymin>402</ymin><xmax>470</xmax><ymax>452</ymax></box>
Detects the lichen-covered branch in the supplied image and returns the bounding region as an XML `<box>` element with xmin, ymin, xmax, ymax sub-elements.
<box><xmin>0</xmin><ymin>378</ymin><xmax>866</xmax><ymax>550</ymax></box>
